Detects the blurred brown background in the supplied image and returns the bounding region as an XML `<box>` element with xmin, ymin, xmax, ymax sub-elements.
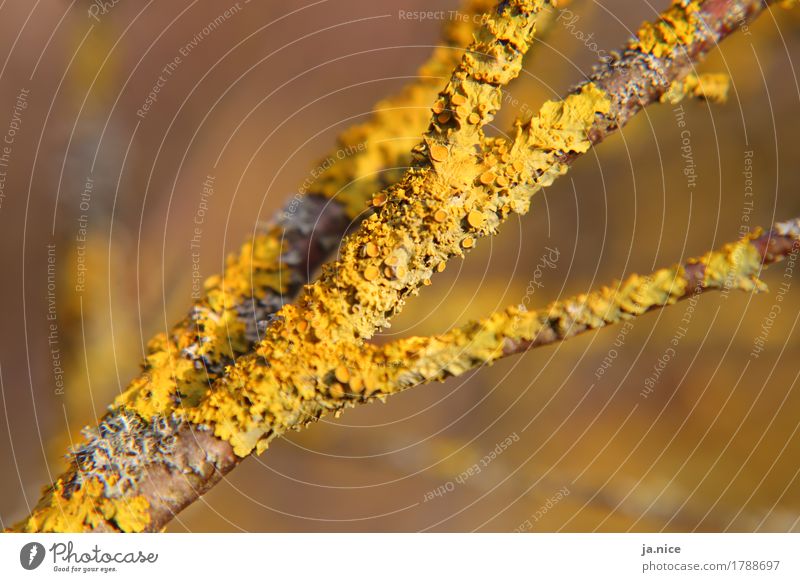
<box><xmin>1</xmin><ymin>0</ymin><xmax>799</xmax><ymax>532</ymax></box>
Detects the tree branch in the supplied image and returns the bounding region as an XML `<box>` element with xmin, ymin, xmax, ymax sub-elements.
<box><xmin>13</xmin><ymin>0</ymin><xmax>777</xmax><ymax>533</ymax></box>
<box><xmin>363</xmin><ymin>219</ymin><xmax>800</xmax><ymax>391</ymax></box>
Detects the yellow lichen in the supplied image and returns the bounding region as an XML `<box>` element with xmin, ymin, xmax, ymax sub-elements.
<box><xmin>467</xmin><ymin>210</ymin><xmax>486</xmax><ymax>229</ymax></box>
<box><xmin>632</xmin><ymin>0</ymin><xmax>702</xmax><ymax>58</ymax></box>
<box><xmin>101</xmin><ymin>496</ymin><xmax>151</xmax><ymax>533</ymax></box>
<box><xmin>114</xmin><ymin>233</ymin><xmax>284</xmax><ymax>418</ymax></box>
<box><xmin>693</xmin><ymin>233</ymin><xmax>768</xmax><ymax>292</ymax></box>
<box><xmin>525</xmin><ymin>83</ymin><xmax>610</xmax><ymax>153</ymax></box>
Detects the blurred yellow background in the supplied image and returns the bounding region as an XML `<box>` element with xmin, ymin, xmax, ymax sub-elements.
<box><xmin>1</xmin><ymin>0</ymin><xmax>799</xmax><ymax>532</ymax></box>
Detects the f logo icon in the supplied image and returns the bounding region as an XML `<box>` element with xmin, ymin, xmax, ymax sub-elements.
<box><xmin>20</xmin><ymin>542</ymin><xmax>45</xmax><ymax>570</ymax></box>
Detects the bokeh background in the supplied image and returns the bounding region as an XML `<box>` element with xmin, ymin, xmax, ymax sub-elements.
<box><xmin>1</xmin><ymin>0</ymin><xmax>800</xmax><ymax>532</ymax></box>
